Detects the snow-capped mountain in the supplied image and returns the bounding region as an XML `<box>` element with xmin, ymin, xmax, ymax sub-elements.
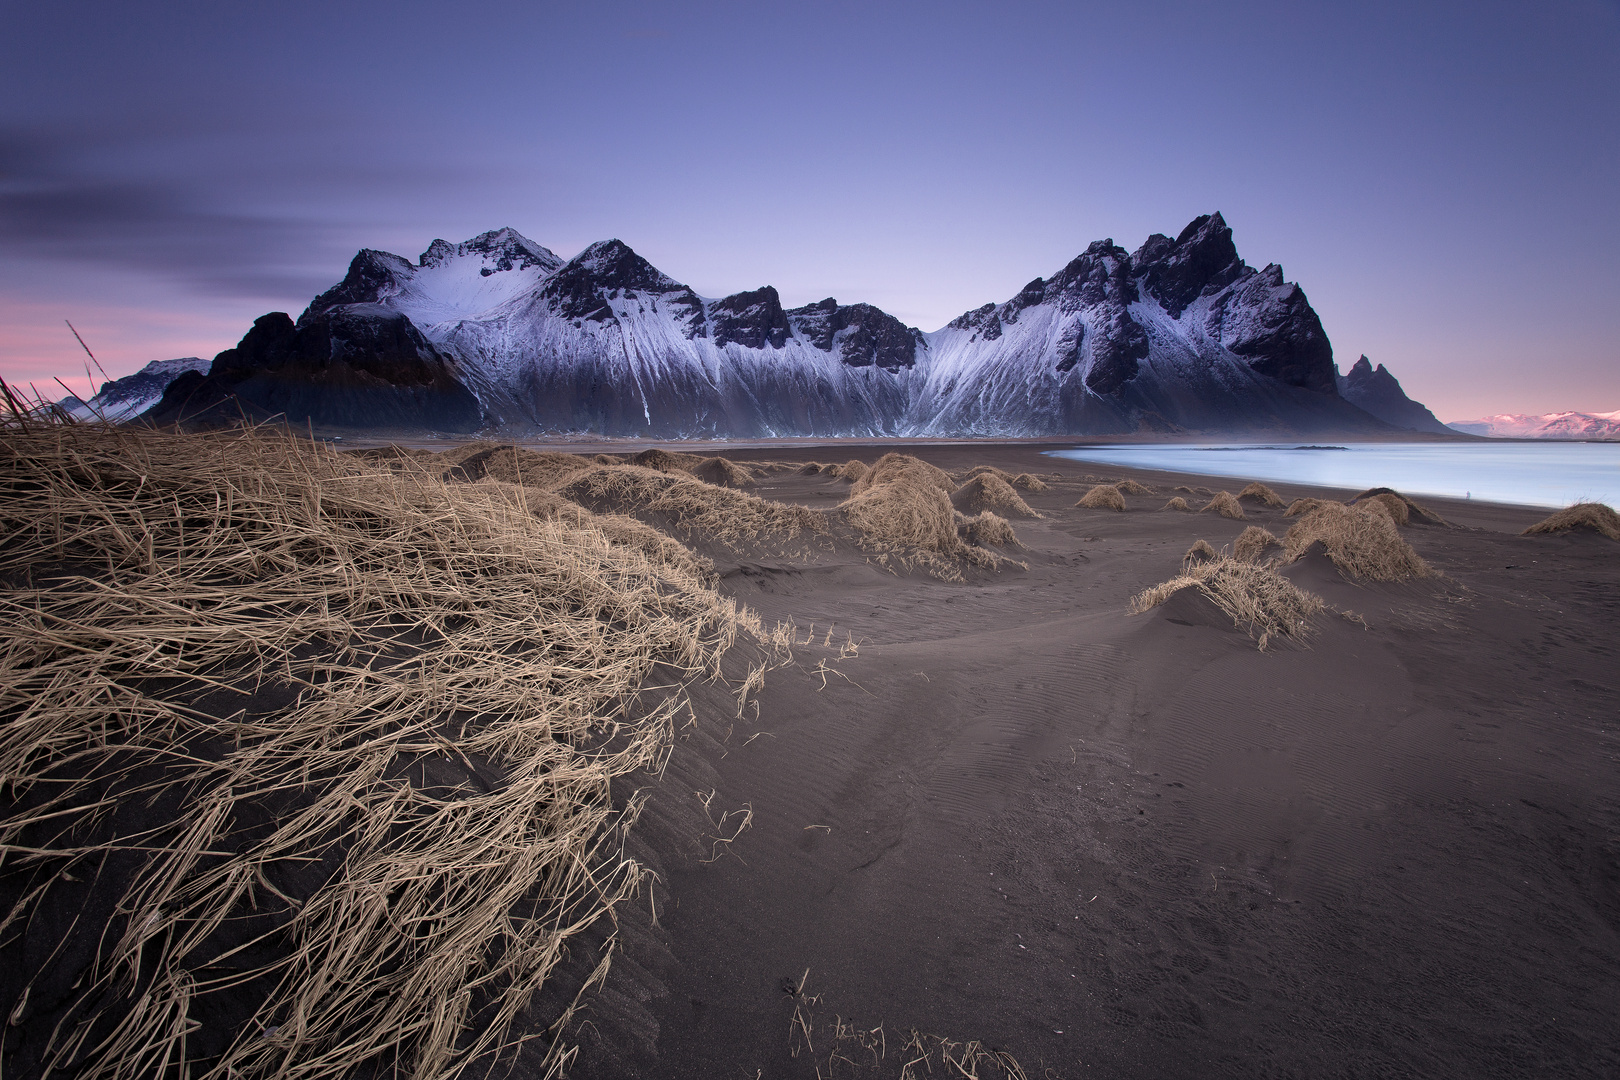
<box><xmin>1334</xmin><ymin>356</ymin><xmax>1452</xmax><ymax>434</ymax></box>
<box><xmin>147</xmin><ymin>217</ymin><xmax>1422</xmax><ymax>437</ymax></box>
<box><xmin>1448</xmin><ymin>411</ymin><xmax>1620</xmax><ymax>439</ymax></box>
<box><xmin>59</xmin><ymin>357</ymin><xmax>211</xmax><ymax>422</ymax></box>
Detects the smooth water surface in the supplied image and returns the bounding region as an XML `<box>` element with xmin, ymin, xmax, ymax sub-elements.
<box><xmin>1045</xmin><ymin>442</ymin><xmax>1620</xmax><ymax>509</ymax></box>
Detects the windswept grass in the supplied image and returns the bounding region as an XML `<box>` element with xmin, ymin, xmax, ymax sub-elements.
<box><xmin>840</xmin><ymin>455</ymin><xmax>1010</xmax><ymax>579</ymax></box>
<box><xmin>1282</xmin><ymin>500</ymin><xmax>1433</xmax><ymax>580</ymax></box>
<box><xmin>556</xmin><ymin>465</ymin><xmax>821</xmax><ymax>545</ymax></box>
<box><xmin>1237</xmin><ymin>482</ymin><xmax>1286</xmax><ymax>508</ymax></box>
<box><xmin>957</xmin><ymin>510</ymin><xmax>1019</xmax><ymax>547</ymax></box>
<box><xmin>1201</xmin><ymin>491</ymin><xmax>1246</xmax><ymax>520</ymax></box>
<box><xmin>1075</xmin><ymin>484</ymin><xmax>1127</xmax><ymax>511</ymax></box>
<box><xmin>0</xmin><ymin>424</ymin><xmax>779</xmax><ymax>1080</ymax></box>
<box><xmin>1523</xmin><ymin>501</ymin><xmax>1620</xmax><ymax>540</ymax></box>
<box><xmin>1233</xmin><ymin>525</ymin><xmax>1282</xmax><ymax>563</ymax></box>
<box><xmin>1131</xmin><ymin>555</ymin><xmax>1326</xmax><ymax>650</ymax></box>
<box><xmin>1113</xmin><ymin>478</ymin><xmax>1154</xmax><ymax>496</ymax></box>
<box><xmin>1162</xmin><ymin>496</ymin><xmax>1192</xmax><ymax>512</ymax></box>
<box><xmin>950</xmin><ymin>474</ymin><xmax>1039</xmax><ymax>518</ymax></box>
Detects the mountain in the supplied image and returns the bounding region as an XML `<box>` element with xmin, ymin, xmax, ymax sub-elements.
<box><xmin>145</xmin><ymin>217</ymin><xmax>1427</xmax><ymax>438</ymax></box>
<box><xmin>59</xmin><ymin>357</ymin><xmax>211</xmax><ymax>422</ymax></box>
<box><xmin>1334</xmin><ymin>356</ymin><xmax>1452</xmax><ymax>434</ymax></box>
<box><xmin>1447</xmin><ymin>411</ymin><xmax>1620</xmax><ymax>439</ymax></box>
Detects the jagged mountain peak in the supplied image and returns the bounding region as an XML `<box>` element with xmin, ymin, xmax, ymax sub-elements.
<box><xmin>1135</xmin><ymin>211</ymin><xmax>1249</xmax><ymax>318</ymax></box>
<box><xmin>419</xmin><ymin>227</ymin><xmax>561</xmax><ymax>273</ymax></box>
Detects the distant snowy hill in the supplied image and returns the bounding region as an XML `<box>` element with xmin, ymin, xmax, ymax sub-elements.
<box><xmin>1448</xmin><ymin>411</ymin><xmax>1620</xmax><ymax>439</ymax></box>
<box><xmin>60</xmin><ymin>357</ymin><xmax>211</xmax><ymax>422</ymax></box>
<box><xmin>146</xmin><ymin>216</ymin><xmax>1435</xmax><ymax>437</ymax></box>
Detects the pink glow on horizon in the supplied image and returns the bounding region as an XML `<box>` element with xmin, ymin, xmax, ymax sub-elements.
<box><xmin>0</xmin><ymin>298</ymin><xmax>241</xmax><ymax>397</ymax></box>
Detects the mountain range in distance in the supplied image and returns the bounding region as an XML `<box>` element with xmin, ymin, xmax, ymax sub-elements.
<box><xmin>72</xmin><ymin>214</ymin><xmax>1503</xmax><ymax>439</ymax></box>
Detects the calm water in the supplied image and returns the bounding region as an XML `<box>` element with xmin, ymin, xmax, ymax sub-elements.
<box><xmin>1045</xmin><ymin>442</ymin><xmax>1620</xmax><ymax>509</ymax></box>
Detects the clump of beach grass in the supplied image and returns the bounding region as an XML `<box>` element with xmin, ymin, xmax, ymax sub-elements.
<box><xmin>1075</xmin><ymin>484</ymin><xmax>1127</xmax><ymax>511</ymax></box>
<box><xmin>1233</xmin><ymin>525</ymin><xmax>1282</xmax><ymax>563</ymax></box>
<box><xmin>0</xmin><ymin>422</ymin><xmax>777</xmax><ymax>1080</ymax></box>
<box><xmin>840</xmin><ymin>454</ymin><xmax>1008</xmax><ymax>579</ymax></box>
<box><xmin>1237</xmin><ymin>482</ymin><xmax>1286</xmax><ymax>508</ymax></box>
<box><xmin>629</xmin><ymin>447</ymin><xmax>703</xmax><ymax>473</ymax></box>
<box><xmin>1282</xmin><ymin>500</ymin><xmax>1434</xmax><ymax>580</ymax></box>
<box><xmin>951</xmin><ymin>473</ymin><xmax>1040</xmax><ymax>518</ymax></box>
<box><xmin>1184</xmin><ymin>538</ymin><xmax>1219</xmax><ymax>564</ymax></box>
<box><xmin>1201</xmin><ymin>491</ymin><xmax>1246</xmax><ymax>519</ymax></box>
<box><xmin>1162</xmin><ymin>496</ymin><xmax>1192</xmax><ymax>512</ymax></box>
<box><xmin>957</xmin><ymin>510</ymin><xmax>1019</xmax><ymax>547</ymax></box>
<box><xmin>962</xmin><ymin>464</ymin><xmax>1049</xmax><ymax>492</ymax></box>
<box><xmin>1131</xmin><ymin>555</ymin><xmax>1326</xmax><ymax>650</ymax></box>
<box><xmin>1356</xmin><ymin>491</ymin><xmax>1410</xmax><ymax>526</ymax></box>
<box><xmin>556</xmin><ymin>464</ymin><xmax>821</xmax><ymax>546</ymax></box>
<box><xmin>1522</xmin><ymin>501</ymin><xmax>1620</xmax><ymax>540</ymax></box>
<box><xmin>1285</xmin><ymin>497</ymin><xmax>1330</xmax><ymax>517</ymax></box>
<box><xmin>1351</xmin><ymin>487</ymin><xmax>1449</xmax><ymax>526</ymax></box>
<box><xmin>1113</xmin><ymin>478</ymin><xmax>1154</xmax><ymax>496</ymax></box>
<box><xmin>688</xmin><ymin>456</ymin><xmax>754</xmax><ymax>488</ymax></box>
<box><xmin>825</xmin><ymin>459</ymin><xmax>871</xmax><ymax>484</ymax></box>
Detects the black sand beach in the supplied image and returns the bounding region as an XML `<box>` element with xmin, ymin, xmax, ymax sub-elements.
<box><xmin>3</xmin><ymin>433</ymin><xmax>1615</xmax><ymax>1079</ymax></box>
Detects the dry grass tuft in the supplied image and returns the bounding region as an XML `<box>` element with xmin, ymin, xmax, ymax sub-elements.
<box><xmin>848</xmin><ymin>453</ymin><xmax>951</xmax><ymax>497</ymax></box>
<box><xmin>476</xmin><ymin>446</ymin><xmax>596</xmax><ymax>488</ymax></box>
<box><xmin>1233</xmin><ymin>525</ymin><xmax>1282</xmax><ymax>563</ymax></box>
<box><xmin>1237</xmin><ymin>482</ymin><xmax>1286</xmax><ymax>508</ymax></box>
<box><xmin>1522</xmin><ymin>501</ymin><xmax>1620</xmax><ymax>540</ymax></box>
<box><xmin>1131</xmin><ymin>555</ymin><xmax>1326</xmax><ymax>650</ymax></box>
<box><xmin>1285</xmin><ymin>497</ymin><xmax>1331</xmax><ymax>517</ymax></box>
<box><xmin>1162</xmin><ymin>496</ymin><xmax>1192</xmax><ymax>512</ymax></box>
<box><xmin>557</xmin><ymin>465</ymin><xmax>820</xmax><ymax>545</ymax></box>
<box><xmin>1075</xmin><ymin>484</ymin><xmax>1127</xmax><ymax>511</ymax></box>
<box><xmin>1113</xmin><ymin>478</ymin><xmax>1154</xmax><ymax>496</ymax></box>
<box><xmin>1011</xmin><ymin>473</ymin><xmax>1048</xmax><ymax>492</ymax></box>
<box><xmin>629</xmin><ymin>447</ymin><xmax>703</xmax><ymax>473</ymax></box>
<box><xmin>1282</xmin><ymin>500</ymin><xmax>1434</xmax><ymax>580</ymax></box>
<box><xmin>1184</xmin><ymin>538</ymin><xmax>1219</xmax><ymax>564</ymax></box>
<box><xmin>799</xmin><ymin>461</ymin><xmax>827</xmax><ymax>475</ymax></box>
<box><xmin>593</xmin><ymin>453</ymin><xmax>623</xmax><ymax>465</ymax></box>
<box><xmin>1201</xmin><ymin>491</ymin><xmax>1246</xmax><ymax>519</ymax></box>
<box><xmin>958</xmin><ymin>510</ymin><xmax>1019</xmax><ymax>547</ymax></box>
<box><xmin>1357</xmin><ymin>492</ymin><xmax>1410</xmax><ymax>526</ymax></box>
<box><xmin>950</xmin><ymin>473</ymin><xmax>1040</xmax><ymax>518</ymax></box>
<box><xmin>688</xmin><ymin>456</ymin><xmax>754</xmax><ymax>488</ymax></box>
<box><xmin>1351</xmin><ymin>487</ymin><xmax>1449</xmax><ymax>526</ymax></box>
<box><xmin>825</xmin><ymin>459</ymin><xmax>871</xmax><ymax>484</ymax></box>
<box><xmin>0</xmin><ymin>423</ymin><xmax>771</xmax><ymax>1080</ymax></box>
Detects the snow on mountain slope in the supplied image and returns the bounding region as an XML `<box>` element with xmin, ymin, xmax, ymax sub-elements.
<box><xmin>182</xmin><ymin>214</ymin><xmax>1419</xmax><ymax>436</ymax></box>
<box><xmin>1448</xmin><ymin>411</ymin><xmax>1620</xmax><ymax>439</ymax></box>
<box><xmin>60</xmin><ymin>357</ymin><xmax>212</xmax><ymax>422</ymax></box>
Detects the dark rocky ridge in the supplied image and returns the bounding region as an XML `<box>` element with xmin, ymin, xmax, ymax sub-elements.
<box><xmin>1336</xmin><ymin>355</ymin><xmax>1452</xmax><ymax>434</ymax></box>
<box><xmin>145</xmin><ymin>310</ymin><xmax>484</xmax><ymax>432</ymax></box>
<box><xmin>137</xmin><ymin>215</ymin><xmax>1441</xmax><ymax>437</ymax></box>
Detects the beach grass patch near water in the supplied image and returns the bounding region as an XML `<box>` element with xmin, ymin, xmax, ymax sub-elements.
<box><xmin>1522</xmin><ymin>501</ymin><xmax>1620</xmax><ymax>540</ymax></box>
<box><xmin>1282</xmin><ymin>500</ymin><xmax>1433</xmax><ymax>581</ymax></box>
<box><xmin>0</xmin><ymin>424</ymin><xmax>780</xmax><ymax>1080</ymax></box>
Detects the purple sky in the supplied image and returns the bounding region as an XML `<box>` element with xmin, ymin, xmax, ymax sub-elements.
<box><xmin>3</xmin><ymin>0</ymin><xmax>1617</xmax><ymax>421</ymax></box>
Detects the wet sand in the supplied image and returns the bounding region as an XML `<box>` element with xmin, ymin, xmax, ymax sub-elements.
<box><xmin>565</xmin><ymin>442</ymin><xmax>1620</xmax><ymax>1079</ymax></box>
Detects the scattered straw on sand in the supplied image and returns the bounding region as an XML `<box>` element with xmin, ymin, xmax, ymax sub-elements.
<box><xmin>0</xmin><ymin>424</ymin><xmax>780</xmax><ymax>1080</ymax></box>
<box><xmin>1113</xmin><ymin>478</ymin><xmax>1154</xmax><ymax>496</ymax></box>
<box><xmin>1237</xmin><ymin>482</ymin><xmax>1286</xmax><ymax>508</ymax></box>
<box><xmin>1162</xmin><ymin>496</ymin><xmax>1192</xmax><ymax>512</ymax></box>
<box><xmin>951</xmin><ymin>473</ymin><xmax>1040</xmax><ymax>518</ymax></box>
<box><xmin>1233</xmin><ymin>525</ymin><xmax>1282</xmax><ymax>563</ymax></box>
<box><xmin>1523</xmin><ymin>501</ymin><xmax>1620</xmax><ymax>540</ymax></box>
<box><xmin>1131</xmin><ymin>555</ymin><xmax>1326</xmax><ymax>650</ymax></box>
<box><xmin>1282</xmin><ymin>500</ymin><xmax>1433</xmax><ymax>580</ymax></box>
<box><xmin>1075</xmin><ymin>484</ymin><xmax>1127</xmax><ymax>511</ymax></box>
<box><xmin>1201</xmin><ymin>491</ymin><xmax>1246</xmax><ymax>519</ymax></box>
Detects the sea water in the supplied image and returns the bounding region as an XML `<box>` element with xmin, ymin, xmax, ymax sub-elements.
<box><xmin>1045</xmin><ymin>442</ymin><xmax>1620</xmax><ymax>509</ymax></box>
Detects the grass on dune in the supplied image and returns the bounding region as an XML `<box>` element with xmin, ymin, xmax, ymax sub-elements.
<box><xmin>1523</xmin><ymin>501</ymin><xmax>1620</xmax><ymax>540</ymax></box>
<box><xmin>1075</xmin><ymin>484</ymin><xmax>1127</xmax><ymax>511</ymax></box>
<box><xmin>0</xmin><ymin>422</ymin><xmax>786</xmax><ymax>1080</ymax></box>
<box><xmin>1282</xmin><ymin>500</ymin><xmax>1433</xmax><ymax>581</ymax></box>
<box><xmin>1200</xmin><ymin>491</ymin><xmax>1246</xmax><ymax>520</ymax></box>
<box><xmin>1131</xmin><ymin>555</ymin><xmax>1325</xmax><ymax>651</ymax></box>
